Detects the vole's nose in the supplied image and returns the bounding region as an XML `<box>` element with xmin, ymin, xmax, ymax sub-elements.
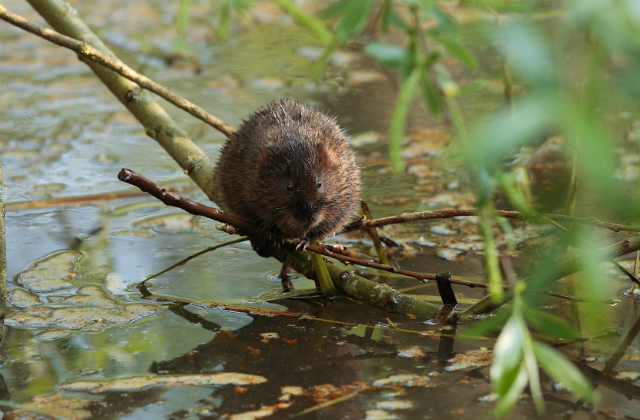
<box><xmin>296</xmin><ymin>202</ymin><xmax>322</xmax><ymax>226</ymax></box>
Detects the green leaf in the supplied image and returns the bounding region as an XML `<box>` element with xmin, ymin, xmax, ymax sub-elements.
<box><xmin>532</xmin><ymin>341</ymin><xmax>595</xmax><ymax>402</ymax></box>
<box><xmin>435</xmin><ymin>36</ymin><xmax>478</xmax><ymax>70</ymax></box>
<box><xmin>382</xmin><ymin>4</ymin><xmax>409</xmax><ymax>31</ymax></box>
<box><xmin>504</xmin><ymin>23</ymin><xmax>555</xmax><ymax>84</ymax></box>
<box><xmin>364</xmin><ymin>42</ymin><xmax>410</xmax><ymax>68</ymax></box>
<box><xmin>523</xmin><ymin>308</ymin><xmax>582</xmax><ymax>340</ymax></box>
<box><xmin>419</xmin><ymin>68</ymin><xmax>442</xmax><ymax>116</ymax></box>
<box><xmin>491</xmin><ymin>315</ymin><xmax>525</xmax><ymax>395</ymax></box>
<box><xmin>494</xmin><ymin>365</ymin><xmax>528</xmax><ymax>417</ymax></box>
<box><xmin>523</xmin><ymin>335</ymin><xmax>545</xmax><ymax>414</ymax></box>
<box><xmin>460</xmin><ymin>310</ymin><xmax>510</xmax><ymax>339</ymax></box>
<box><xmin>476</xmin><ymin>93</ymin><xmax>556</xmax><ymax>170</ymax></box>
<box><xmin>335</xmin><ymin>0</ymin><xmax>374</xmax><ymax>41</ymax></box>
<box><xmin>319</xmin><ymin>0</ymin><xmax>352</xmax><ymax>19</ymax></box>
<box><xmin>433</xmin><ymin>7</ymin><xmax>458</xmax><ymax>35</ymax></box>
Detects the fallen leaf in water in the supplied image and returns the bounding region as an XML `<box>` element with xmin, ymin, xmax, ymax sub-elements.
<box><xmin>614</xmin><ymin>371</ymin><xmax>640</xmax><ymax>381</ymax></box>
<box><xmin>7</xmin><ymin>392</ymin><xmax>91</xmax><ymax>420</ymax></box>
<box><xmin>365</xmin><ymin>409</ymin><xmax>400</xmax><ymax>420</ymax></box>
<box><xmin>18</xmin><ymin>250</ymin><xmax>81</xmax><ymax>292</ymax></box>
<box><xmin>228</xmin><ymin>402</ymin><xmax>291</xmax><ymax>420</ymax></box>
<box><xmin>445</xmin><ymin>349</ymin><xmax>493</xmax><ymax>371</ymax></box>
<box><xmin>372</xmin><ymin>374</ymin><xmax>431</xmax><ymax>387</ymax></box>
<box><xmin>374</xmin><ymin>400</ymin><xmax>414</xmax><ymax>410</ymax></box>
<box><xmin>59</xmin><ymin>373</ymin><xmax>267</xmax><ymax>393</ymax></box>
<box><xmin>397</xmin><ymin>346</ymin><xmax>427</xmax><ymax>358</ymax></box>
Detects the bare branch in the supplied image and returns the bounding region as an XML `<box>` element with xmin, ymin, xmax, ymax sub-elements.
<box><xmin>348</xmin><ymin>208</ymin><xmax>640</xmax><ymax>233</ymax></box>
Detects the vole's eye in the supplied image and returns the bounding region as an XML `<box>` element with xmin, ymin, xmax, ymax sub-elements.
<box><xmin>286</xmin><ymin>183</ymin><xmax>293</xmax><ymax>192</ymax></box>
<box><xmin>316</xmin><ymin>181</ymin><xmax>322</xmax><ymax>189</ymax></box>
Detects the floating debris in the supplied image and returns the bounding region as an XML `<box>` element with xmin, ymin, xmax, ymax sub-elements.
<box><xmin>372</xmin><ymin>374</ymin><xmax>431</xmax><ymax>387</ymax></box>
<box><xmin>36</xmin><ymin>329</ymin><xmax>73</xmax><ymax>342</ymax></box>
<box><xmin>7</xmin><ymin>289</ymin><xmax>44</xmax><ymax>308</ymax></box>
<box><xmin>364</xmin><ymin>409</ymin><xmax>400</xmax><ymax>420</ymax></box>
<box><xmin>397</xmin><ymin>346</ymin><xmax>428</xmax><ymax>358</ymax></box>
<box><xmin>59</xmin><ymin>285</ymin><xmax>118</xmax><ymax>308</ymax></box>
<box><xmin>374</xmin><ymin>400</ymin><xmax>414</xmax><ymax>410</ymax></box>
<box><xmin>445</xmin><ymin>349</ymin><xmax>493</xmax><ymax>371</ymax></box>
<box><xmin>614</xmin><ymin>371</ymin><xmax>640</xmax><ymax>381</ymax></box>
<box><xmin>430</xmin><ymin>224</ymin><xmax>456</xmax><ymax>235</ymax></box>
<box><xmin>6</xmin><ymin>283</ymin><xmax>159</xmax><ymax>334</ymax></box>
<box><xmin>279</xmin><ymin>386</ymin><xmax>304</xmax><ymax>401</ymax></box>
<box><xmin>59</xmin><ymin>373</ymin><xmax>267</xmax><ymax>393</ymax></box>
<box><xmin>478</xmin><ymin>393</ymin><xmax>498</xmax><ymax>402</ymax></box>
<box><xmin>9</xmin><ymin>392</ymin><xmax>92</xmax><ymax>420</ymax></box>
<box><xmin>436</xmin><ymin>248</ymin><xmax>465</xmax><ymax>261</ymax></box>
<box><xmin>229</xmin><ymin>402</ymin><xmax>292</xmax><ymax>420</ymax></box>
<box><xmin>18</xmin><ymin>250</ymin><xmax>81</xmax><ymax>292</ymax></box>
<box><xmin>260</xmin><ymin>332</ymin><xmax>279</xmax><ymax>343</ymax></box>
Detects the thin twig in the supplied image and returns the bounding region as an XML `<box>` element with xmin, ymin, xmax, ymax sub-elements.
<box><xmin>143</xmin><ymin>237</ymin><xmax>248</xmax><ymax>282</ymax></box>
<box><xmin>347</xmin><ymin>208</ymin><xmax>640</xmax><ymax>233</ymax></box>
<box><xmin>0</xmin><ymin>5</ymin><xmax>236</xmax><ymax>138</ymax></box>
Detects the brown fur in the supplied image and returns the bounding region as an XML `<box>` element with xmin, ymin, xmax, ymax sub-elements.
<box><xmin>213</xmin><ymin>99</ymin><xmax>361</xmax><ymax>242</ymax></box>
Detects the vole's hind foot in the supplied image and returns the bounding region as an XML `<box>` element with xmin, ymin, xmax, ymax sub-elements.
<box><xmin>279</xmin><ymin>264</ymin><xmax>293</xmax><ymax>292</ymax></box>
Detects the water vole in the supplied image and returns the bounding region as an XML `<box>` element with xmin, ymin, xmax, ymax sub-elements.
<box><xmin>213</xmin><ymin>99</ymin><xmax>361</xmax><ymax>246</ymax></box>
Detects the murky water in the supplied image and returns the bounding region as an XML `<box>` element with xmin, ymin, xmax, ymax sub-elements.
<box><xmin>2</xmin><ymin>1</ymin><xmax>640</xmax><ymax>419</ymax></box>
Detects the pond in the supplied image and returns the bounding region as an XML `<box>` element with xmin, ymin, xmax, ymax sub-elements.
<box><xmin>1</xmin><ymin>0</ymin><xmax>640</xmax><ymax>419</ymax></box>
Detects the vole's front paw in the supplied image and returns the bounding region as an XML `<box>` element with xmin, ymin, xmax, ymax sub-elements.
<box><xmin>292</xmin><ymin>238</ymin><xmax>311</xmax><ymax>251</ymax></box>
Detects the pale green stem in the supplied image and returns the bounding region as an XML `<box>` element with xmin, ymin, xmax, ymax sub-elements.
<box><xmin>389</xmin><ymin>67</ymin><xmax>421</xmax><ymax>172</ymax></box>
<box><xmin>310</xmin><ymin>241</ymin><xmax>341</xmax><ymax>297</ymax></box>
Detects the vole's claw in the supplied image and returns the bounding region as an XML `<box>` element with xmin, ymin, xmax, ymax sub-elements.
<box><xmin>294</xmin><ymin>238</ymin><xmax>311</xmax><ymax>251</ymax></box>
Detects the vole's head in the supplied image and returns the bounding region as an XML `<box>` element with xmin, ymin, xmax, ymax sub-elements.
<box><xmin>256</xmin><ymin>138</ymin><xmax>344</xmax><ymax>240</ymax></box>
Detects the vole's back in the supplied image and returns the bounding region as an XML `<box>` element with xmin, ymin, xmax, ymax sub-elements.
<box><xmin>213</xmin><ymin>99</ymin><xmax>361</xmax><ymax>241</ymax></box>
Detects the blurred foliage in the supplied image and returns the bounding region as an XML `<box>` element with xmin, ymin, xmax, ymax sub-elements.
<box><xmin>188</xmin><ymin>0</ymin><xmax>640</xmax><ymax>415</ymax></box>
